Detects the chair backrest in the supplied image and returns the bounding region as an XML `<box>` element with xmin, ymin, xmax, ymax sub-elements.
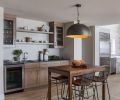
<box><xmin>82</xmin><ymin>72</ymin><xmax>95</xmax><ymax>81</ymax></box>
<box><xmin>97</xmin><ymin>65</ymin><xmax>110</xmax><ymax>79</ymax></box>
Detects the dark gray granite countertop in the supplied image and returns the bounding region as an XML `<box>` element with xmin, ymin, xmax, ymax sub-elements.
<box><xmin>4</xmin><ymin>59</ymin><xmax>70</xmax><ymax>65</ymax></box>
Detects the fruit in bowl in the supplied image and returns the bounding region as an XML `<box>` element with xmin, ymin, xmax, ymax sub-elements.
<box><xmin>72</xmin><ymin>60</ymin><xmax>87</xmax><ymax>68</ymax></box>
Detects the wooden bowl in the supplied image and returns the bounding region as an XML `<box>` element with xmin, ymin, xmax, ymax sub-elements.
<box><xmin>72</xmin><ymin>64</ymin><xmax>87</xmax><ymax>69</ymax></box>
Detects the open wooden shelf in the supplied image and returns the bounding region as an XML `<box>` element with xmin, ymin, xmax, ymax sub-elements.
<box><xmin>16</xmin><ymin>42</ymin><xmax>54</xmax><ymax>45</ymax></box>
<box><xmin>17</xmin><ymin>29</ymin><xmax>53</xmax><ymax>34</ymax></box>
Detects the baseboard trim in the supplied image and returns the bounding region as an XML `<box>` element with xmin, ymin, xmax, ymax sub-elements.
<box><xmin>0</xmin><ymin>93</ymin><xmax>4</xmax><ymax>100</ymax></box>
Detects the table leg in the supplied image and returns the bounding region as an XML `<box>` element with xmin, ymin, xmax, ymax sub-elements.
<box><xmin>68</xmin><ymin>74</ymin><xmax>72</xmax><ymax>100</ymax></box>
<box><xmin>102</xmin><ymin>81</ymin><xmax>105</xmax><ymax>100</ymax></box>
<box><xmin>48</xmin><ymin>71</ymin><xmax>51</xmax><ymax>100</ymax></box>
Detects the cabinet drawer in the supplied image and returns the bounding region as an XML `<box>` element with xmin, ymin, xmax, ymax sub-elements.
<box><xmin>40</xmin><ymin>61</ymin><xmax>61</xmax><ymax>67</ymax></box>
<box><xmin>40</xmin><ymin>62</ymin><xmax>50</xmax><ymax>67</ymax></box>
<box><xmin>50</xmin><ymin>61</ymin><xmax>61</xmax><ymax>67</ymax></box>
<box><xmin>25</xmin><ymin>63</ymin><xmax>39</xmax><ymax>69</ymax></box>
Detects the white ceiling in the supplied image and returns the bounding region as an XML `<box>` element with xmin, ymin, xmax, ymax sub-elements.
<box><xmin>0</xmin><ymin>0</ymin><xmax>120</xmax><ymax>25</ymax></box>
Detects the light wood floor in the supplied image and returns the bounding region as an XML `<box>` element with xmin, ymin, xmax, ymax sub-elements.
<box><xmin>5</xmin><ymin>74</ymin><xmax>120</xmax><ymax>100</ymax></box>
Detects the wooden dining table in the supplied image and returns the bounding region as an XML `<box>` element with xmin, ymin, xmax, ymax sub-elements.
<box><xmin>48</xmin><ymin>65</ymin><xmax>106</xmax><ymax>100</ymax></box>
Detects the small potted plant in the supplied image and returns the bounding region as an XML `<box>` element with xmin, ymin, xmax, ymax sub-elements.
<box><xmin>13</xmin><ymin>49</ymin><xmax>23</xmax><ymax>62</ymax></box>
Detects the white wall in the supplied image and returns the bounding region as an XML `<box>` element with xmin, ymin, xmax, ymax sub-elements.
<box><xmin>60</xmin><ymin>22</ymin><xmax>74</xmax><ymax>60</ymax></box>
<box><xmin>4</xmin><ymin>18</ymin><xmax>60</xmax><ymax>61</ymax></box>
<box><xmin>0</xmin><ymin>7</ymin><xmax>4</xmax><ymax>100</ymax></box>
<box><xmin>82</xmin><ymin>26</ymin><xmax>95</xmax><ymax>66</ymax></box>
<box><xmin>74</xmin><ymin>39</ymin><xmax>82</xmax><ymax>60</ymax></box>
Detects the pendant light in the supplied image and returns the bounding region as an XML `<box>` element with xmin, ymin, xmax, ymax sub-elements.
<box><xmin>66</xmin><ymin>4</ymin><xmax>91</xmax><ymax>38</ymax></box>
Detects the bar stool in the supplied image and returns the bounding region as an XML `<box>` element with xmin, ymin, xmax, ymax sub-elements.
<box><xmin>93</xmin><ymin>66</ymin><xmax>111</xmax><ymax>100</ymax></box>
<box><xmin>73</xmin><ymin>72</ymin><xmax>96</xmax><ymax>100</ymax></box>
<box><xmin>46</xmin><ymin>75</ymin><xmax>68</xmax><ymax>100</ymax></box>
<box><xmin>52</xmin><ymin>75</ymin><xmax>68</xmax><ymax>99</ymax></box>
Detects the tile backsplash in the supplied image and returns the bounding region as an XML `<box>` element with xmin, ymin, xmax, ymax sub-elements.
<box><xmin>3</xmin><ymin>17</ymin><xmax>60</xmax><ymax>61</ymax></box>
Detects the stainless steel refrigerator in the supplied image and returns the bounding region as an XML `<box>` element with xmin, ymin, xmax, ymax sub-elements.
<box><xmin>99</xmin><ymin>32</ymin><xmax>115</xmax><ymax>74</ymax></box>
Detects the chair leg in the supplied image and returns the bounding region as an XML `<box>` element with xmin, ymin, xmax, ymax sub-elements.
<box><xmin>106</xmin><ymin>80</ymin><xmax>111</xmax><ymax>100</ymax></box>
<box><xmin>85</xmin><ymin>86</ymin><xmax>89</xmax><ymax>99</ymax></box>
<box><xmin>72</xmin><ymin>85</ymin><xmax>75</xmax><ymax>100</ymax></box>
<box><xmin>62</xmin><ymin>82</ymin><xmax>66</xmax><ymax>98</ymax></box>
<box><xmin>95</xmin><ymin>83</ymin><xmax>99</xmax><ymax>100</ymax></box>
<box><xmin>46</xmin><ymin>91</ymin><xmax>48</xmax><ymax>100</ymax></box>
<box><xmin>74</xmin><ymin>86</ymin><xmax>77</xmax><ymax>100</ymax></box>
<box><xmin>78</xmin><ymin>86</ymin><xmax>81</xmax><ymax>100</ymax></box>
<box><xmin>93</xmin><ymin>84</ymin><xmax>96</xmax><ymax>100</ymax></box>
<box><xmin>61</xmin><ymin>82</ymin><xmax>64</xmax><ymax>98</ymax></box>
<box><xmin>65</xmin><ymin>86</ymin><xmax>69</xmax><ymax>99</ymax></box>
<box><xmin>56</xmin><ymin>80</ymin><xmax>60</xmax><ymax>100</ymax></box>
<box><xmin>82</xmin><ymin>86</ymin><xmax>85</xmax><ymax>100</ymax></box>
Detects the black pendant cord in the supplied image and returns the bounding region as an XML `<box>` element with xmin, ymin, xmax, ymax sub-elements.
<box><xmin>77</xmin><ymin>6</ymin><xmax>80</xmax><ymax>24</ymax></box>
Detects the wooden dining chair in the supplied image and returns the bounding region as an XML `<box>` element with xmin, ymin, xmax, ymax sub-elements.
<box><xmin>72</xmin><ymin>72</ymin><xmax>96</xmax><ymax>100</ymax></box>
<box><xmin>93</xmin><ymin>65</ymin><xmax>111</xmax><ymax>100</ymax></box>
<box><xmin>52</xmin><ymin>75</ymin><xmax>68</xmax><ymax>99</ymax></box>
<box><xmin>46</xmin><ymin>75</ymin><xmax>68</xmax><ymax>100</ymax></box>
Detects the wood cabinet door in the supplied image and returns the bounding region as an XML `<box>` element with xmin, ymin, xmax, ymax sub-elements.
<box><xmin>24</xmin><ymin>63</ymin><xmax>40</xmax><ymax>89</ymax></box>
<box><xmin>39</xmin><ymin>61</ymin><xmax>60</xmax><ymax>86</ymax></box>
<box><xmin>55</xmin><ymin>23</ymin><xmax>64</xmax><ymax>48</ymax></box>
<box><xmin>25</xmin><ymin>63</ymin><xmax>39</xmax><ymax>69</ymax></box>
<box><xmin>49</xmin><ymin>22</ymin><xmax>64</xmax><ymax>48</ymax></box>
<box><xmin>39</xmin><ymin>66</ymin><xmax>48</xmax><ymax>86</ymax></box>
<box><xmin>24</xmin><ymin>68</ymin><xmax>39</xmax><ymax>88</ymax></box>
<box><xmin>4</xmin><ymin>13</ymin><xmax>16</xmax><ymax>45</ymax></box>
<box><xmin>39</xmin><ymin>62</ymin><xmax>49</xmax><ymax>86</ymax></box>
